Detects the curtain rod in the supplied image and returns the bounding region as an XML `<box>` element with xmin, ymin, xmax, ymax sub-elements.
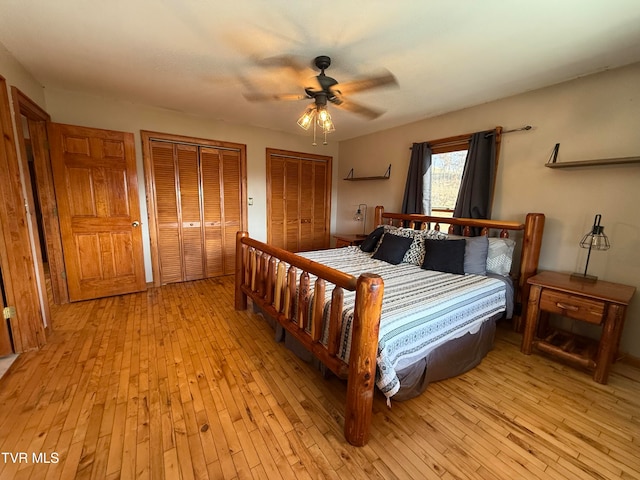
<box><xmin>410</xmin><ymin>125</ymin><xmax>532</xmax><ymax>149</ymax></box>
<box><xmin>485</xmin><ymin>125</ymin><xmax>532</xmax><ymax>137</ymax></box>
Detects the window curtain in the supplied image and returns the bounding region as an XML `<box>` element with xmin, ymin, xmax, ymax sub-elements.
<box><xmin>453</xmin><ymin>129</ymin><xmax>497</xmax><ymax>221</ymax></box>
<box><xmin>402</xmin><ymin>142</ymin><xmax>432</xmax><ymax>215</ymax></box>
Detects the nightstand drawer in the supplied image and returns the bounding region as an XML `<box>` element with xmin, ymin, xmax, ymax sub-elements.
<box><xmin>539</xmin><ymin>290</ymin><xmax>604</xmax><ymax>324</ymax></box>
<box><xmin>335</xmin><ymin>239</ymin><xmax>351</xmax><ymax>248</ymax></box>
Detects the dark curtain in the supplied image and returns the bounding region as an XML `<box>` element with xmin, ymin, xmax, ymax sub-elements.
<box><xmin>453</xmin><ymin>129</ymin><xmax>497</xmax><ymax>221</ymax></box>
<box><xmin>402</xmin><ymin>142</ymin><xmax>432</xmax><ymax>215</ymax></box>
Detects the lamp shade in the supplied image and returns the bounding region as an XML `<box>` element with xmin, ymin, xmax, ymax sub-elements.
<box><xmin>571</xmin><ymin>214</ymin><xmax>610</xmax><ymax>282</ymax></box>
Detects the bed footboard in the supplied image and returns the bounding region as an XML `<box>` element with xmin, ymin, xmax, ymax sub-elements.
<box><xmin>234</xmin><ymin>231</ymin><xmax>383</xmax><ymax>446</ymax></box>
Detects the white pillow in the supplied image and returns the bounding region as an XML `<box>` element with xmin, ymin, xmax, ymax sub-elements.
<box><xmin>486</xmin><ymin>237</ymin><xmax>516</xmax><ymax>276</ymax></box>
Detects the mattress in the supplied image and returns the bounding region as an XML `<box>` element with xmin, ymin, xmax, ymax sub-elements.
<box><xmin>295</xmin><ymin>246</ymin><xmax>507</xmax><ymax>399</ymax></box>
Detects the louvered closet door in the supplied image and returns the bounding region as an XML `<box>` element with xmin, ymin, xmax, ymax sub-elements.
<box><xmin>268</xmin><ymin>157</ymin><xmax>286</xmax><ymax>249</ymax></box>
<box><xmin>150</xmin><ymin>142</ymin><xmax>183</xmax><ymax>283</ymax></box>
<box><xmin>221</xmin><ymin>150</ymin><xmax>242</xmax><ymax>274</ymax></box>
<box><xmin>312</xmin><ymin>161</ymin><xmax>328</xmax><ymax>250</ymax></box>
<box><xmin>177</xmin><ymin>145</ymin><xmax>204</xmax><ymax>281</ymax></box>
<box><xmin>285</xmin><ymin>159</ymin><xmax>300</xmax><ymax>251</ymax></box>
<box><xmin>148</xmin><ymin>137</ymin><xmax>245</xmax><ymax>284</ymax></box>
<box><xmin>299</xmin><ymin>159</ymin><xmax>315</xmax><ymax>251</ymax></box>
<box><xmin>266</xmin><ymin>149</ymin><xmax>332</xmax><ymax>252</ymax></box>
<box><xmin>201</xmin><ymin>147</ymin><xmax>223</xmax><ymax>277</ymax></box>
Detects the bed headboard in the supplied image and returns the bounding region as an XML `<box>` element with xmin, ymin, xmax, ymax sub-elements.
<box><xmin>373</xmin><ymin>206</ymin><xmax>545</xmax><ymax>331</ymax></box>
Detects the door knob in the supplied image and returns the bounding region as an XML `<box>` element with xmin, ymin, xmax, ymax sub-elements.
<box><xmin>132</xmin><ymin>221</ymin><xmax>140</xmax><ymax>227</ymax></box>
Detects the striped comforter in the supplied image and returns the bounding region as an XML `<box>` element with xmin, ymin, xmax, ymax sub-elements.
<box><xmin>297</xmin><ymin>246</ymin><xmax>507</xmax><ymax>399</ymax></box>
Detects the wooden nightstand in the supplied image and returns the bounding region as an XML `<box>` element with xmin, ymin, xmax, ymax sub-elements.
<box><xmin>333</xmin><ymin>234</ymin><xmax>366</xmax><ymax>248</ymax></box>
<box><xmin>521</xmin><ymin>271</ymin><xmax>635</xmax><ymax>384</ymax></box>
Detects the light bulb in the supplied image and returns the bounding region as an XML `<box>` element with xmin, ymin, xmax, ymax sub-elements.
<box><xmin>297</xmin><ymin>106</ymin><xmax>315</xmax><ymax>130</ymax></box>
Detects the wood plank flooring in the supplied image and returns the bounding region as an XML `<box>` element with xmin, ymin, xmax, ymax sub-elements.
<box><xmin>0</xmin><ymin>276</ymin><xmax>638</xmax><ymax>479</ymax></box>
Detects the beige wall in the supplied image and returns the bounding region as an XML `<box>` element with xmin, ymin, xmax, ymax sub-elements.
<box><xmin>0</xmin><ymin>43</ymin><xmax>46</xmax><ymax>107</ymax></box>
<box><xmin>43</xmin><ymin>88</ymin><xmax>339</xmax><ymax>281</ymax></box>
<box><xmin>338</xmin><ymin>62</ymin><xmax>640</xmax><ymax>357</ymax></box>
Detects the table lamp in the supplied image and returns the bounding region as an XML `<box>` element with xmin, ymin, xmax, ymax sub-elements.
<box><xmin>570</xmin><ymin>214</ymin><xmax>610</xmax><ymax>282</ymax></box>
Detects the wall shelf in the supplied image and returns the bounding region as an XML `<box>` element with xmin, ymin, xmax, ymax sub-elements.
<box><xmin>546</xmin><ymin>156</ymin><xmax>640</xmax><ymax>169</ymax></box>
<box><xmin>344</xmin><ymin>164</ymin><xmax>391</xmax><ymax>181</ymax></box>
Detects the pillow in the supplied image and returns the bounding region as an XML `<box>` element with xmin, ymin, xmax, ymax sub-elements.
<box><xmin>448</xmin><ymin>234</ymin><xmax>489</xmax><ymax>275</ymax></box>
<box><xmin>387</xmin><ymin>227</ymin><xmax>447</xmax><ymax>265</ymax></box>
<box><xmin>371</xmin><ymin>224</ymin><xmax>400</xmax><ymax>253</ymax></box>
<box><xmin>372</xmin><ymin>234</ymin><xmax>413</xmax><ymax>265</ymax></box>
<box><xmin>486</xmin><ymin>237</ymin><xmax>516</xmax><ymax>276</ymax></box>
<box><xmin>422</xmin><ymin>238</ymin><xmax>466</xmax><ymax>274</ymax></box>
<box><xmin>359</xmin><ymin>226</ymin><xmax>385</xmax><ymax>252</ymax></box>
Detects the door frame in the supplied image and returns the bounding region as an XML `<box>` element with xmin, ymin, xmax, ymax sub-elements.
<box><xmin>11</xmin><ymin>87</ymin><xmax>69</xmax><ymax>305</ymax></box>
<box><xmin>141</xmin><ymin>130</ymin><xmax>248</xmax><ymax>287</ymax></box>
<box><xmin>0</xmin><ymin>76</ymin><xmax>47</xmax><ymax>352</ymax></box>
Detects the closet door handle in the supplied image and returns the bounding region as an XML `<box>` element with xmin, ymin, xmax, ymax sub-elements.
<box><xmin>132</xmin><ymin>221</ymin><xmax>140</xmax><ymax>227</ymax></box>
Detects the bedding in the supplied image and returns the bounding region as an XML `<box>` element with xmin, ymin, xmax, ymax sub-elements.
<box><xmin>294</xmin><ymin>246</ymin><xmax>508</xmax><ymax>400</ymax></box>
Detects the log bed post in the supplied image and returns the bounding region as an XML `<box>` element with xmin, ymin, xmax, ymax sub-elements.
<box><xmin>514</xmin><ymin>213</ymin><xmax>545</xmax><ymax>331</ymax></box>
<box><xmin>344</xmin><ymin>273</ymin><xmax>384</xmax><ymax>447</ymax></box>
<box><xmin>235</xmin><ymin>231</ymin><xmax>248</xmax><ymax>310</ymax></box>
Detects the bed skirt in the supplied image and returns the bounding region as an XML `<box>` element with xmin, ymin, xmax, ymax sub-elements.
<box><xmin>251</xmin><ymin>301</ymin><xmax>499</xmax><ymax>401</ymax></box>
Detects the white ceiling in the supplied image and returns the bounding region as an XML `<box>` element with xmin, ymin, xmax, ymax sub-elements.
<box><xmin>1</xmin><ymin>1</ymin><xmax>640</xmax><ymax>141</ymax></box>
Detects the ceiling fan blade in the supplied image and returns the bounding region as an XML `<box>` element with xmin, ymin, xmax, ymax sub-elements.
<box><xmin>251</xmin><ymin>54</ymin><xmax>313</xmax><ymax>86</ymax></box>
<box><xmin>333</xmin><ymin>99</ymin><xmax>384</xmax><ymax>119</ymax></box>
<box><xmin>333</xmin><ymin>71</ymin><xmax>398</xmax><ymax>96</ymax></box>
<box><xmin>243</xmin><ymin>92</ymin><xmax>308</xmax><ymax>102</ymax></box>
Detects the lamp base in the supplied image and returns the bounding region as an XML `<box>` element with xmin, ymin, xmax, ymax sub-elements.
<box><xmin>570</xmin><ymin>272</ymin><xmax>598</xmax><ymax>283</ymax></box>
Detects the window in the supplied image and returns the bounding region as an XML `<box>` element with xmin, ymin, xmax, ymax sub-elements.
<box><xmin>414</xmin><ymin>127</ymin><xmax>501</xmax><ymax>218</ymax></box>
<box><xmin>430</xmin><ymin>149</ymin><xmax>467</xmax><ymax>216</ymax></box>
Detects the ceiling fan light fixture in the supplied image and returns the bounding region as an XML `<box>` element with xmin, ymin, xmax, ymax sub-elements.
<box><xmin>297</xmin><ymin>106</ymin><xmax>315</xmax><ymax>130</ymax></box>
<box><xmin>321</xmin><ymin>115</ymin><xmax>335</xmax><ymax>133</ymax></box>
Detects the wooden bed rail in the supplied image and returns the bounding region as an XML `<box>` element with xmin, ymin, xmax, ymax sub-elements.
<box><xmin>374</xmin><ymin>206</ymin><xmax>526</xmax><ymax>236</ymax></box>
<box><xmin>234</xmin><ymin>231</ymin><xmax>384</xmax><ymax>446</ymax></box>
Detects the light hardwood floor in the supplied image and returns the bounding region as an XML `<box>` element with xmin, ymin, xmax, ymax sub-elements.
<box><xmin>0</xmin><ymin>276</ymin><xmax>638</xmax><ymax>479</ymax></box>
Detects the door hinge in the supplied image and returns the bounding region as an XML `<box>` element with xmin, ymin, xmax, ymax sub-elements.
<box><xmin>61</xmin><ymin>271</ymin><xmax>67</xmax><ymax>280</ymax></box>
<box><xmin>52</xmin><ymin>207</ymin><xmax>58</xmax><ymax>217</ymax></box>
<box><xmin>3</xmin><ymin>306</ymin><xmax>16</xmax><ymax>320</ymax></box>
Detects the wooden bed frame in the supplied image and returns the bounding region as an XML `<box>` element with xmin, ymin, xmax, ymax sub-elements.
<box><xmin>235</xmin><ymin>206</ymin><xmax>545</xmax><ymax>446</ymax></box>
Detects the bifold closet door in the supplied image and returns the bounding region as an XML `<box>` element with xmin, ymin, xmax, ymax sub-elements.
<box><xmin>176</xmin><ymin>145</ymin><xmax>204</xmax><ymax>281</ymax></box>
<box><xmin>201</xmin><ymin>147</ymin><xmax>241</xmax><ymax>276</ymax></box>
<box><xmin>150</xmin><ymin>142</ymin><xmax>183</xmax><ymax>284</ymax></box>
<box><xmin>267</xmin><ymin>150</ymin><xmax>331</xmax><ymax>252</ymax></box>
<box><xmin>220</xmin><ymin>149</ymin><xmax>242</xmax><ymax>275</ymax></box>
<box><xmin>149</xmin><ymin>140</ymin><xmax>243</xmax><ymax>284</ymax></box>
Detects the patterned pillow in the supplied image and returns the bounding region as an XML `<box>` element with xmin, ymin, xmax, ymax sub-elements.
<box><xmin>372</xmin><ymin>233</ymin><xmax>413</xmax><ymax>265</ymax></box>
<box><xmin>486</xmin><ymin>237</ymin><xmax>516</xmax><ymax>276</ymax></box>
<box><xmin>387</xmin><ymin>227</ymin><xmax>447</xmax><ymax>266</ymax></box>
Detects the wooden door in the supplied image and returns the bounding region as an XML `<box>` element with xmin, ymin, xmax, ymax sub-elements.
<box><xmin>177</xmin><ymin>145</ymin><xmax>204</xmax><ymax>281</ymax></box>
<box><xmin>267</xmin><ymin>149</ymin><xmax>332</xmax><ymax>252</ymax></box>
<box><xmin>149</xmin><ymin>142</ymin><xmax>183</xmax><ymax>283</ymax></box>
<box><xmin>48</xmin><ymin>123</ymin><xmax>146</xmax><ymax>301</ymax></box>
<box><xmin>144</xmin><ymin>133</ymin><xmax>247</xmax><ymax>285</ymax></box>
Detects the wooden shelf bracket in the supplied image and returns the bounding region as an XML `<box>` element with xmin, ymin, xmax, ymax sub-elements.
<box><xmin>344</xmin><ymin>164</ymin><xmax>391</xmax><ymax>181</ymax></box>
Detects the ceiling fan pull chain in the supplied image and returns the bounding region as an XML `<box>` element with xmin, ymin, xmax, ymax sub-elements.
<box><xmin>312</xmin><ymin>118</ymin><xmax>318</xmax><ymax>146</ymax></box>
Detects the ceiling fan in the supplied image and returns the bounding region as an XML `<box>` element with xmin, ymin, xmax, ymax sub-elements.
<box><xmin>244</xmin><ymin>55</ymin><xmax>397</xmax><ymax>143</ymax></box>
